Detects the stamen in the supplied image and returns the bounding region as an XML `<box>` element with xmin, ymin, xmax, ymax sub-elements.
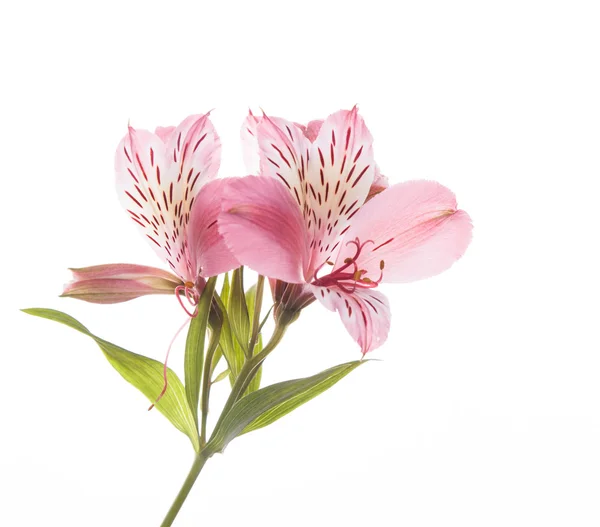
<box><xmin>311</xmin><ymin>238</ymin><xmax>384</xmax><ymax>292</ymax></box>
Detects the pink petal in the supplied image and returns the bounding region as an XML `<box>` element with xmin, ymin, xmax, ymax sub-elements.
<box><xmin>115</xmin><ymin>127</ymin><xmax>179</xmax><ymax>271</ymax></box>
<box><xmin>303</xmin><ymin>119</ymin><xmax>324</xmax><ymax>142</ymax></box>
<box><xmin>312</xmin><ymin>285</ymin><xmax>391</xmax><ymax>354</ymax></box>
<box><xmin>164</xmin><ymin>113</ymin><xmax>221</xmax><ymax>189</ymax></box>
<box><xmin>219</xmin><ymin>176</ymin><xmax>310</xmax><ymax>284</ymax></box>
<box><xmin>68</xmin><ymin>263</ymin><xmax>180</xmax><ymax>282</ymax></box>
<box><xmin>336</xmin><ymin>180</ymin><xmax>472</xmax><ymax>283</ymax></box>
<box><xmin>366</xmin><ymin>166</ymin><xmax>389</xmax><ymax>201</ymax></box>
<box><xmin>114</xmin><ymin>114</ymin><xmax>221</xmax><ymax>282</ymax></box>
<box><xmin>304</xmin><ymin>107</ymin><xmax>376</xmax><ymax>274</ymax></box>
<box><xmin>255</xmin><ymin>114</ymin><xmax>310</xmax><ymax>207</ymax></box>
<box><xmin>240</xmin><ymin>111</ymin><xmax>261</xmax><ymax>175</ymax></box>
<box><xmin>155</xmin><ymin>126</ymin><xmax>176</xmax><ymax>143</ymax></box>
<box><xmin>187</xmin><ymin>179</ymin><xmax>239</xmax><ymax>278</ymax></box>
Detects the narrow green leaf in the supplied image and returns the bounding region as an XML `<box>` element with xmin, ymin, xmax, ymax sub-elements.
<box><xmin>209</xmin><ymin>345</ymin><xmax>224</xmax><ymax>378</ymax></box>
<box><xmin>184</xmin><ymin>277</ymin><xmax>217</xmax><ymax>427</ymax></box>
<box><xmin>23</xmin><ymin>308</ymin><xmax>200</xmax><ymax>452</ymax></box>
<box><xmin>212</xmin><ymin>368</ymin><xmax>231</xmax><ymax>384</ymax></box>
<box><xmin>208</xmin><ymin>292</ymin><xmax>225</xmax><ymax>379</ymax></box>
<box><xmin>245</xmin><ymin>284</ymin><xmax>258</xmax><ymax>325</ymax></box>
<box><xmin>245</xmin><ymin>333</ymin><xmax>263</xmax><ymax>394</ymax></box>
<box><xmin>206</xmin><ymin>360</ymin><xmax>365</xmax><ymax>454</ymax></box>
<box><xmin>245</xmin><ymin>284</ymin><xmax>263</xmax><ymax>393</ymax></box>
<box><xmin>221</xmin><ymin>273</ymin><xmax>231</xmax><ymax>309</ymax></box>
<box><xmin>228</xmin><ymin>267</ymin><xmax>250</xmax><ymax>354</ymax></box>
<box><xmin>215</xmin><ymin>279</ymin><xmax>245</xmax><ymax>386</ymax></box>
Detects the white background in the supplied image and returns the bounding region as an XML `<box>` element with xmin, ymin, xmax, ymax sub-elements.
<box><xmin>1</xmin><ymin>1</ymin><xmax>599</xmax><ymax>525</ymax></box>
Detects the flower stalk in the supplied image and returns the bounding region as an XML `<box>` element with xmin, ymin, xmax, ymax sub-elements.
<box><xmin>200</xmin><ymin>322</ymin><xmax>222</xmax><ymax>447</ymax></box>
<box><xmin>211</xmin><ymin>319</ymin><xmax>289</xmax><ymax>434</ymax></box>
<box><xmin>160</xmin><ymin>451</ymin><xmax>209</xmax><ymax>527</ymax></box>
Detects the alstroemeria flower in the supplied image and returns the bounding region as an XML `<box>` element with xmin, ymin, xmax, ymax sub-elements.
<box><xmin>241</xmin><ymin>111</ymin><xmax>389</xmax><ymax>321</ymax></box>
<box><xmin>219</xmin><ymin>108</ymin><xmax>472</xmax><ymax>353</ymax></box>
<box><xmin>67</xmin><ymin>113</ymin><xmax>238</xmax><ymax>312</ymax></box>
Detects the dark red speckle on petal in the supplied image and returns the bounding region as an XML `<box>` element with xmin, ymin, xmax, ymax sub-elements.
<box><xmin>193</xmin><ymin>134</ymin><xmax>207</xmax><ymax>153</ymax></box>
<box><xmin>353</xmin><ymin>146</ymin><xmax>363</xmax><ymax>163</ymax></box>
<box><xmin>352</xmin><ymin>165</ymin><xmax>370</xmax><ymax>188</ymax></box>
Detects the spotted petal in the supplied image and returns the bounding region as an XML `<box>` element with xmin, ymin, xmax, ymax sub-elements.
<box><xmin>336</xmin><ymin>180</ymin><xmax>472</xmax><ymax>283</ymax></box>
<box><xmin>254</xmin><ymin>114</ymin><xmax>311</xmax><ymax>208</ymax></box>
<box><xmin>115</xmin><ymin>113</ymin><xmax>220</xmax><ymax>282</ymax></box>
<box><xmin>240</xmin><ymin>111</ymin><xmax>261</xmax><ymax>176</ymax></box>
<box><xmin>304</xmin><ymin>107</ymin><xmax>376</xmax><ymax>276</ymax></box>
<box><xmin>312</xmin><ymin>285</ymin><xmax>391</xmax><ymax>354</ymax></box>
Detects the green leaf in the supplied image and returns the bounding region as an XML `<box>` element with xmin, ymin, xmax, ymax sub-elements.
<box><xmin>221</xmin><ymin>273</ymin><xmax>231</xmax><ymax>309</ymax></box>
<box><xmin>206</xmin><ymin>360</ymin><xmax>365</xmax><ymax>454</ymax></box>
<box><xmin>245</xmin><ymin>284</ymin><xmax>263</xmax><ymax>393</ymax></box>
<box><xmin>212</xmin><ymin>368</ymin><xmax>231</xmax><ymax>384</ymax></box>
<box><xmin>216</xmin><ymin>277</ymin><xmax>245</xmax><ymax>386</ymax></box>
<box><xmin>209</xmin><ymin>344</ymin><xmax>224</xmax><ymax>379</ymax></box>
<box><xmin>23</xmin><ymin>308</ymin><xmax>200</xmax><ymax>452</ymax></box>
<box><xmin>184</xmin><ymin>277</ymin><xmax>217</xmax><ymax>427</ymax></box>
<box><xmin>228</xmin><ymin>267</ymin><xmax>250</xmax><ymax>354</ymax></box>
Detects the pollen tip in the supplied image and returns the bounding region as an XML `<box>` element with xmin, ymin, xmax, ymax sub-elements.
<box><xmin>439</xmin><ymin>209</ymin><xmax>457</xmax><ymax>217</ymax></box>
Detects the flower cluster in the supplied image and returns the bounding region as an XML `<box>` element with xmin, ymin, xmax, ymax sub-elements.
<box><xmin>64</xmin><ymin>107</ymin><xmax>472</xmax><ymax>354</ymax></box>
<box><xmin>32</xmin><ymin>106</ymin><xmax>472</xmax><ymax>527</ymax></box>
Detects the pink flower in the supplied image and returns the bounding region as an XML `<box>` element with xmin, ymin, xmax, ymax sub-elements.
<box><xmin>219</xmin><ymin>107</ymin><xmax>472</xmax><ymax>353</ymax></box>
<box><xmin>241</xmin><ymin>110</ymin><xmax>389</xmax><ymax>323</ymax></box>
<box><xmin>65</xmin><ymin>113</ymin><xmax>238</xmax><ymax>310</ymax></box>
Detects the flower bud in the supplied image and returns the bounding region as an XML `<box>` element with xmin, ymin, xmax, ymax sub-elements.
<box><xmin>270</xmin><ymin>279</ymin><xmax>315</xmax><ymax>324</ymax></box>
<box><xmin>61</xmin><ymin>264</ymin><xmax>183</xmax><ymax>304</ymax></box>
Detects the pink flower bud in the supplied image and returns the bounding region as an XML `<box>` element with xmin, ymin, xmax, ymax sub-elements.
<box><xmin>61</xmin><ymin>264</ymin><xmax>183</xmax><ymax>304</ymax></box>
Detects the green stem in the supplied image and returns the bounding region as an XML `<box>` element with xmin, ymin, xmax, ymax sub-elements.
<box><xmin>160</xmin><ymin>451</ymin><xmax>209</xmax><ymax>527</ymax></box>
<box><xmin>247</xmin><ymin>275</ymin><xmax>265</xmax><ymax>356</ymax></box>
<box><xmin>200</xmin><ymin>323</ymin><xmax>222</xmax><ymax>447</ymax></box>
<box><xmin>161</xmin><ymin>301</ymin><xmax>294</xmax><ymax>526</ymax></box>
<box><xmin>212</xmin><ymin>322</ymin><xmax>288</xmax><ymax>433</ymax></box>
